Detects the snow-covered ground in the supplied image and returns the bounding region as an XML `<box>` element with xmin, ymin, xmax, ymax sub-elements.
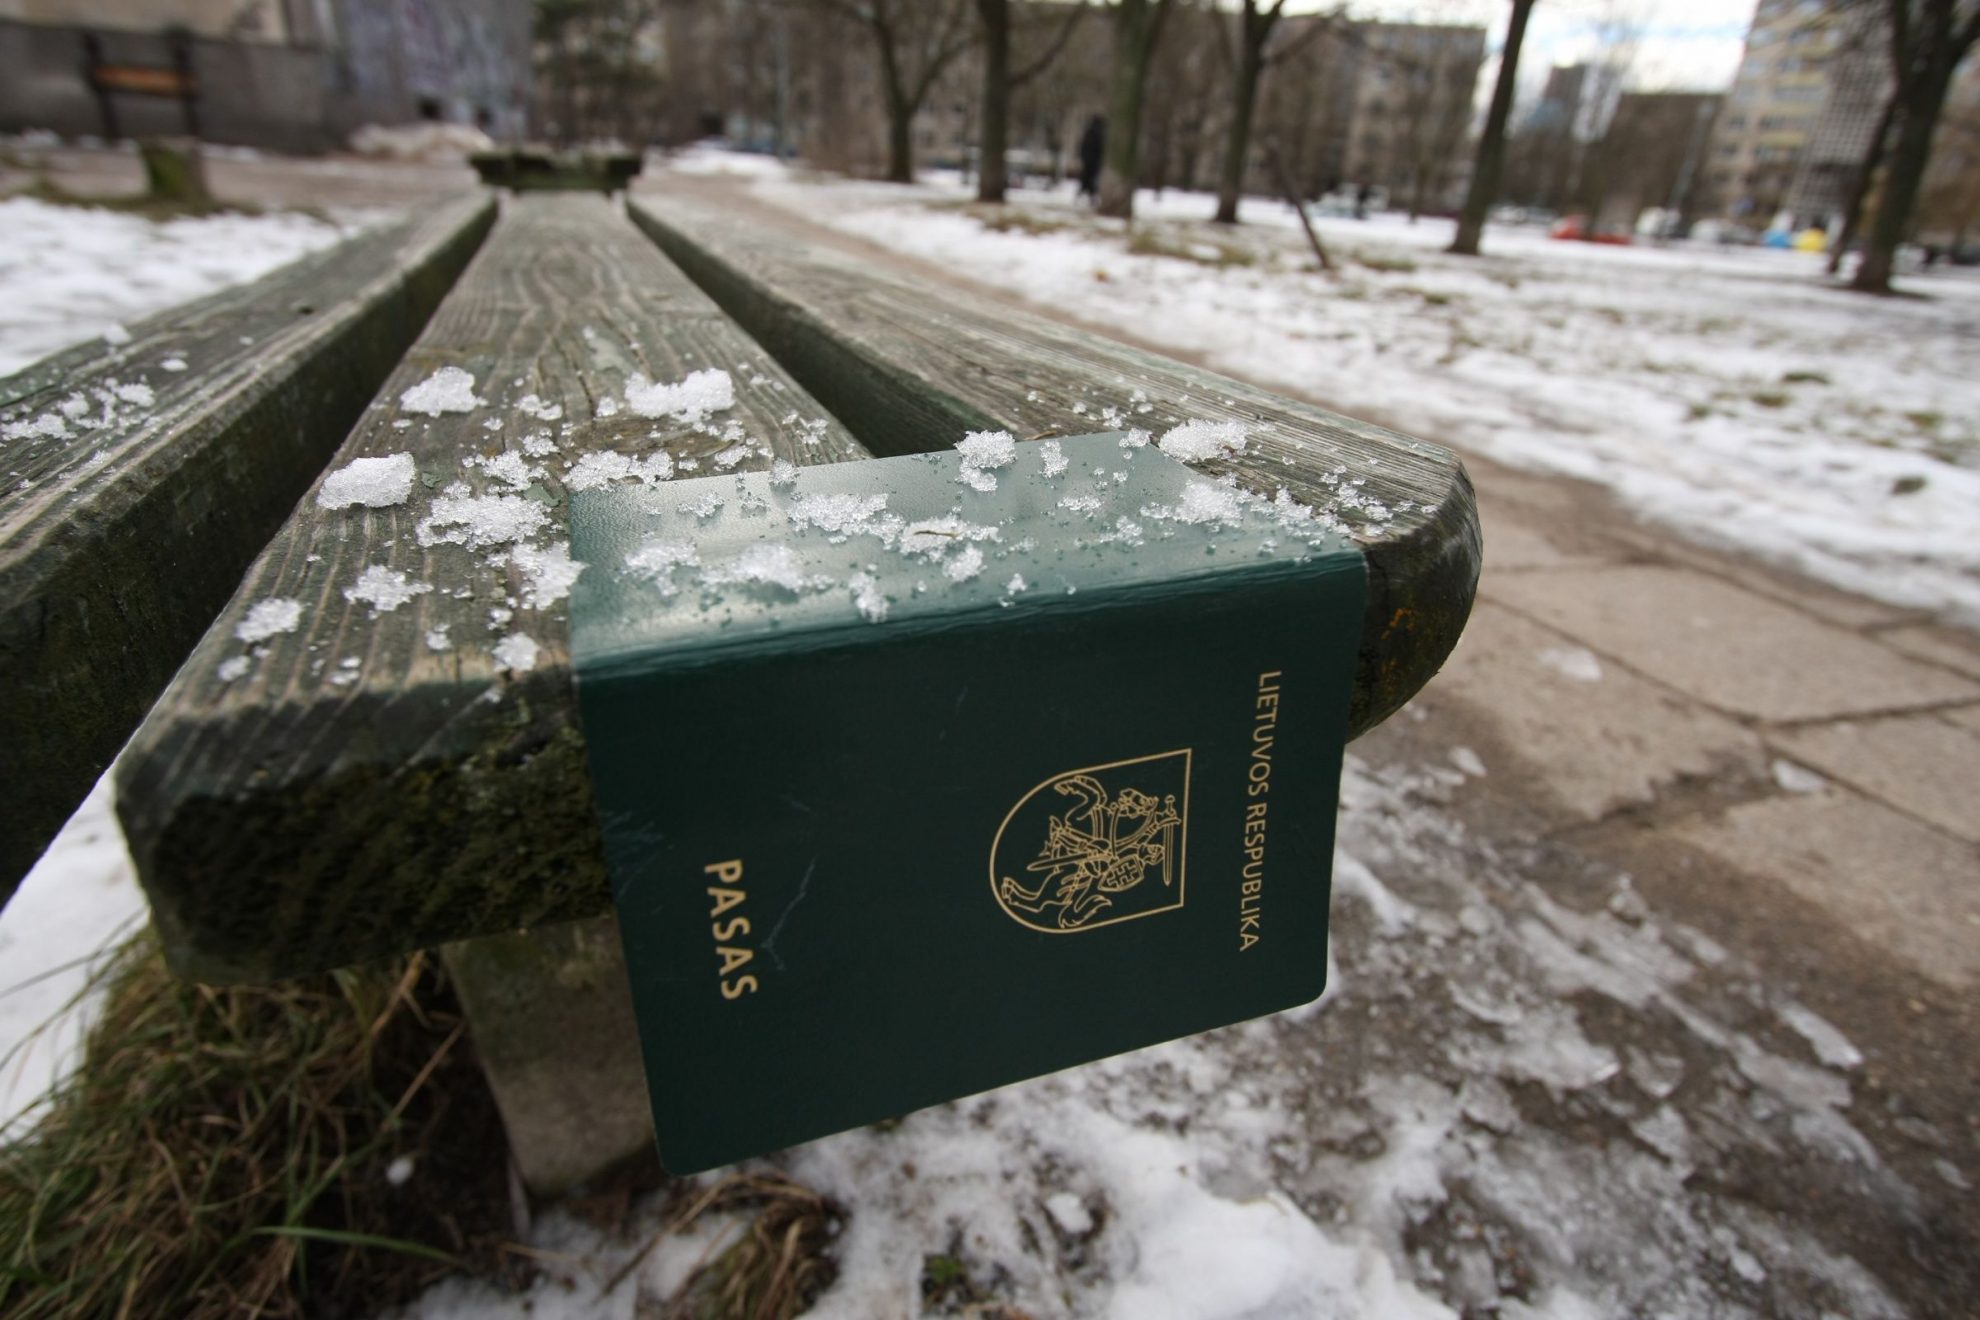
<box><xmin>0</xmin><ymin>195</ymin><xmax>357</xmax><ymax>375</ymax></box>
<box><xmin>717</xmin><ymin>161</ymin><xmax>1980</xmax><ymax>628</ymax></box>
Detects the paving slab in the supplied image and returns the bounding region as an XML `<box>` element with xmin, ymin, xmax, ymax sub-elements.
<box><xmin>1479</xmin><ymin>516</ymin><xmax>1597</xmax><ymax>572</ymax></box>
<box><xmin>1422</xmin><ymin>600</ymin><xmax>1763</xmax><ymax>821</ymax></box>
<box><xmin>1606</xmin><ymin>526</ymin><xmax>1921</xmax><ymax>631</ymax></box>
<box><xmin>1944</xmin><ymin>705</ymin><xmax>1980</xmax><ymax>736</ymax></box>
<box><xmin>1771</xmin><ymin>715</ymin><xmax>1980</xmax><ymax>844</ymax></box>
<box><xmin>1677</xmin><ymin>790</ymin><xmax>1980</xmax><ymax>990</ymax></box>
<box><xmin>1876</xmin><ymin>624</ymin><xmax>1980</xmax><ymax>682</ymax></box>
<box><xmin>1487</xmin><ymin>566</ymin><xmax>1980</xmax><ymax>722</ymax></box>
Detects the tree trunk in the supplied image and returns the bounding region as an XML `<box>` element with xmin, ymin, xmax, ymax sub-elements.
<box><xmin>1214</xmin><ymin>8</ymin><xmax>1270</xmax><ymax>226</ymax></box>
<box><xmin>885</xmin><ymin>91</ymin><xmax>915</xmax><ymax>182</ymax></box>
<box><xmin>1449</xmin><ymin>0</ymin><xmax>1536</xmax><ymax>256</ymax></box>
<box><xmin>1827</xmin><ymin>94</ymin><xmax>1896</xmax><ymax>276</ymax></box>
<box><xmin>976</xmin><ymin>0</ymin><xmax>1011</xmax><ymax>202</ymax></box>
<box><xmin>1097</xmin><ymin>0</ymin><xmax>1171</xmax><ymax>219</ymax></box>
<box><xmin>1854</xmin><ymin>57</ymin><xmax>1956</xmax><ymax>294</ymax></box>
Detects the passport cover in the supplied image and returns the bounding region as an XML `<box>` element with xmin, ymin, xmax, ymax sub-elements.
<box><xmin>568</xmin><ymin>432</ymin><xmax>1365</xmax><ymax>1173</ymax></box>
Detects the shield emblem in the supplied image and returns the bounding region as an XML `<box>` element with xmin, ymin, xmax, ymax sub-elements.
<box><xmin>990</xmin><ymin>749</ymin><xmax>1191</xmax><ymax>933</ymax></box>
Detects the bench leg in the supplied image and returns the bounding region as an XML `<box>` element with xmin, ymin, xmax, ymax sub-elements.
<box><xmin>441</xmin><ymin>916</ymin><xmax>654</xmax><ymax>1197</ymax></box>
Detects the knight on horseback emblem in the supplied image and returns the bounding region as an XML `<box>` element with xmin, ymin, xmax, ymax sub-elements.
<box><xmin>991</xmin><ymin>751</ymin><xmax>1191</xmax><ymax>933</ymax></box>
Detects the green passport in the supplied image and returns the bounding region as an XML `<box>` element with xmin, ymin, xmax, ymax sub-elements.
<box><xmin>568</xmin><ymin>432</ymin><xmax>1365</xmax><ymax>1173</ymax></box>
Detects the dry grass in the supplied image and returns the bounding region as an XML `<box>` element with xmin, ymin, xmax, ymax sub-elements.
<box><xmin>0</xmin><ymin>933</ymin><xmax>520</xmax><ymax>1318</ymax></box>
<box><xmin>1126</xmin><ymin>227</ymin><xmax>1256</xmax><ymax>268</ymax></box>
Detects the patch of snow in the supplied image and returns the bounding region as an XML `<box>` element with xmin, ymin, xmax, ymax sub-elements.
<box><xmin>1771</xmin><ymin>758</ymin><xmax>1828</xmax><ymax>794</ymax></box>
<box><xmin>492</xmin><ymin>632</ymin><xmax>539</xmax><ymax>673</ymax></box>
<box><xmin>417</xmin><ymin>493</ymin><xmax>550</xmax><ymax>549</ymax></box>
<box><xmin>506</xmin><ymin>540</ymin><xmax>585</xmax><ymax>610</ymax></box>
<box><xmin>624</xmin><ymin>368</ymin><xmax>734</xmax><ymax>424</ymax></box>
<box><xmin>848</xmin><ymin>571</ymin><xmax>889</xmax><ymax>622</ymax></box>
<box><xmin>399</xmin><ymin>366</ymin><xmax>482</xmax><ymax>417</ymax></box>
<box><xmin>1538</xmin><ymin>646</ymin><xmax>1604</xmax><ymax>683</ymax></box>
<box><xmin>215</xmin><ymin>655</ymin><xmax>252</xmax><ymax>682</ymax></box>
<box><xmin>1158</xmin><ymin>419</ymin><xmax>1248</xmax><ymax>462</ymax></box>
<box><xmin>317</xmin><ymin>452</ymin><xmax>417</xmax><ymax>509</ymax></box>
<box><xmin>342</xmin><ymin>564</ymin><xmax>433</xmax><ymax>615</ymax></box>
<box><xmin>235</xmin><ymin>596</ymin><xmax>302</xmax><ymax>643</ymax></box>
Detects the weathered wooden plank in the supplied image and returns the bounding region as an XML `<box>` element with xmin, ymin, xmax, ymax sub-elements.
<box><xmin>627</xmin><ymin>193</ymin><xmax>1480</xmax><ymax>741</ymax></box>
<box><xmin>0</xmin><ymin>194</ymin><xmax>495</xmax><ymax>901</ymax></box>
<box><xmin>115</xmin><ymin>193</ymin><xmax>868</xmax><ymax>982</ymax></box>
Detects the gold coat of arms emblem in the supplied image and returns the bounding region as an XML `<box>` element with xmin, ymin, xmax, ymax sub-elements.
<box><xmin>990</xmin><ymin>750</ymin><xmax>1191</xmax><ymax>933</ymax></box>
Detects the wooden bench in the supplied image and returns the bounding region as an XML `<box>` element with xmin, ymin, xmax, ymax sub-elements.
<box><xmin>105</xmin><ymin>189</ymin><xmax>1478</xmax><ymax>986</ymax></box>
<box><xmin>0</xmin><ymin>195</ymin><xmax>494</xmax><ymax>898</ymax></box>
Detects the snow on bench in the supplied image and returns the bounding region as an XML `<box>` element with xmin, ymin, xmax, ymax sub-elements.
<box><xmin>627</xmin><ymin>192</ymin><xmax>1480</xmax><ymax>740</ymax></box>
<box><xmin>114</xmin><ymin>193</ymin><xmax>870</xmax><ymax>982</ymax></box>
<box><xmin>0</xmin><ymin>194</ymin><xmax>494</xmax><ymax>901</ymax></box>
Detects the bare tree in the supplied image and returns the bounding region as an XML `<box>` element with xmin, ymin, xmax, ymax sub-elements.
<box><xmin>975</xmin><ymin>0</ymin><xmax>1089</xmax><ymax>202</ymax></box>
<box><xmin>1851</xmin><ymin>0</ymin><xmax>1980</xmax><ymax>291</ymax></box>
<box><xmin>1450</xmin><ymin>0</ymin><xmax>1539</xmax><ymax>255</ymax></box>
<box><xmin>816</xmin><ymin>0</ymin><xmax>978</xmax><ymax>182</ymax></box>
<box><xmin>1097</xmin><ymin>0</ymin><xmax>1177</xmax><ymax>217</ymax></box>
<box><xmin>1212</xmin><ymin>0</ymin><xmax>1289</xmax><ymax>224</ymax></box>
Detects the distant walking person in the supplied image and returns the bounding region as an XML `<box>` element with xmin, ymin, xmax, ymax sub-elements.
<box><xmin>1077</xmin><ymin>116</ymin><xmax>1106</xmax><ymax>204</ymax></box>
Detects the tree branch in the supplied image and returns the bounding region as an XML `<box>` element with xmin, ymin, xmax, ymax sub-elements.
<box><xmin>1011</xmin><ymin>3</ymin><xmax>1088</xmax><ymax>86</ymax></box>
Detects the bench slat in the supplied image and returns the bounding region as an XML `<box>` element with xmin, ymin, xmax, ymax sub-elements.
<box><xmin>0</xmin><ymin>194</ymin><xmax>495</xmax><ymax>899</ymax></box>
<box><xmin>115</xmin><ymin>193</ymin><xmax>868</xmax><ymax>982</ymax></box>
<box><xmin>627</xmin><ymin>193</ymin><xmax>1480</xmax><ymax>741</ymax></box>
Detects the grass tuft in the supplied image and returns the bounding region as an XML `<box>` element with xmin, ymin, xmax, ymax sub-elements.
<box><xmin>0</xmin><ymin>933</ymin><xmax>519</xmax><ymax>1318</ymax></box>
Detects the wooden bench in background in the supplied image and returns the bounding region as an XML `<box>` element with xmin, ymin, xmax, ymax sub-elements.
<box><xmin>103</xmin><ymin>189</ymin><xmax>1479</xmax><ymax>989</ymax></box>
<box><xmin>0</xmin><ymin>195</ymin><xmax>494</xmax><ymax>897</ymax></box>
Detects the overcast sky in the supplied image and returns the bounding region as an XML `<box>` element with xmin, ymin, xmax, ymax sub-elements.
<box><xmin>1341</xmin><ymin>0</ymin><xmax>1758</xmax><ymax>93</ymax></box>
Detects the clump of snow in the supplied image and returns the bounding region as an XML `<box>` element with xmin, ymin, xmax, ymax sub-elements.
<box><xmin>849</xmin><ymin>572</ymin><xmax>889</xmax><ymax>622</ymax></box>
<box><xmin>424</xmin><ymin>625</ymin><xmax>452</xmax><ymax>652</ymax></box>
<box><xmin>1120</xmin><ymin>428</ymin><xmax>1151</xmax><ymax>449</ymax></box>
<box><xmin>1450</xmin><ymin>746</ymin><xmax>1487</xmax><ymax>777</ymax></box>
<box><xmin>492</xmin><ymin>632</ymin><xmax>539</xmax><ymax>673</ymax></box>
<box><xmin>1538</xmin><ymin>646</ymin><xmax>1605</xmax><ymax>683</ymax></box>
<box><xmin>944</xmin><ymin>544</ymin><xmax>986</xmax><ymax>583</ymax></box>
<box><xmin>235</xmin><ymin>596</ymin><xmax>302</xmax><ymax>643</ymax></box>
<box><xmin>1007</xmin><ymin>574</ymin><xmax>1028</xmax><ymax>595</ymax></box>
<box><xmin>1770</xmin><ymin>759</ymin><xmax>1828</xmax><ymax>794</ymax></box>
<box><xmin>1164</xmin><ymin>480</ymin><xmax>1248</xmax><ymax>526</ymax></box>
<box><xmin>515</xmin><ymin>393</ymin><xmax>562</xmax><ymax>422</ymax></box>
<box><xmin>565</xmin><ymin>449</ymin><xmax>674</xmax><ymax>491</ymax></box>
<box><xmin>625</xmin><ymin>368</ymin><xmax>734</xmax><ymax>424</ymax></box>
<box><xmin>625</xmin><ymin>538</ymin><xmax>701</xmax><ymax>596</ymax></box>
<box><xmin>1039</xmin><ymin>439</ymin><xmax>1069</xmax><ymax>477</ymax></box>
<box><xmin>417</xmin><ymin>493</ymin><xmax>550</xmax><ymax>549</ymax></box>
<box><xmin>215</xmin><ymin>655</ymin><xmax>252</xmax><ymax>682</ymax></box>
<box><xmin>112</xmin><ymin>381</ymin><xmax>152</xmax><ymax>407</ymax></box>
<box><xmin>1158</xmin><ymin>419</ymin><xmax>1248</xmax><ymax>462</ymax></box>
<box><xmin>506</xmin><ymin>540</ymin><xmax>586</xmax><ymax>609</ymax></box>
<box><xmin>160</xmin><ymin>356</ymin><xmax>187</xmax><ymax>372</ymax></box>
<box><xmin>679</xmin><ymin>490</ymin><xmax>725</xmax><ymax>519</ymax></box>
<box><xmin>768</xmin><ymin>458</ymin><xmax>801</xmax><ymax>487</ymax></box>
<box><xmin>342</xmin><ymin>564</ymin><xmax>433</xmax><ymax>615</ymax></box>
<box><xmin>317</xmin><ymin>452</ymin><xmax>417</xmax><ymax>509</ymax></box>
<box><xmin>399</xmin><ymin>366</ymin><xmax>482</xmax><ymax>417</ymax></box>
<box><xmin>385</xmin><ymin>1154</ymin><xmax>416</xmax><ymax>1187</ymax></box>
<box><xmin>477</xmin><ymin>451</ymin><xmax>540</xmax><ymax>490</ymax></box>
<box><xmin>2</xmin><ymin>413</ymin><xmax>70</xmax><ymax>442</ymax></box>
<box><xmin>786</xmin><ymin>491</ymin><xmax>896</xmax><ymax>540</ymax></box>
<box><xmin>956</xmin><ymin>429</ymin><xmax>1018</xmax><ymax>492</ymax></box>
<box><xmin>701</xmin><ymin>544</ymin><xmax>834</xmax><ymax>595</ymax></box>
<box><xmin>100</xmin><ymin>322</ymin><xmax>130</xmax><ymax>346</ymax></box>
<box><xmin>1777</xmin><ymin>1001</ymin><xmax>1863</xmax><ymax>1069</ymax></box>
